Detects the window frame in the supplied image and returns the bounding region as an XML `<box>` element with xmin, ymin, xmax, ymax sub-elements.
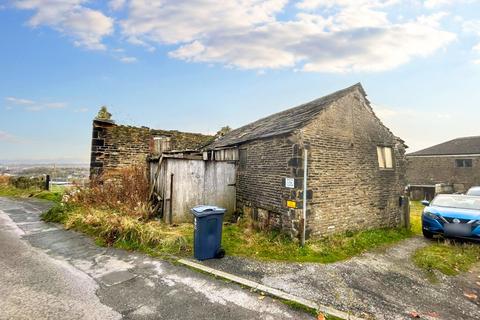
<box><xmin>455</xmin><ymin>159</ymin><xmax>473</xmax><ymax>168</ymax></box>
<box><xmin>377</xmin><ymin>146</ymin><xmax>394</xmax><ymax>170</ymax></box>
<box><xmin>238</xmin><ymin>148</ymin><xmax>247</xmax><ymax>171</ymax></box>
<box><xmin>152</xmin><ymin>136</ymin><xmax>171</xmax><ymax>154</ymax></box>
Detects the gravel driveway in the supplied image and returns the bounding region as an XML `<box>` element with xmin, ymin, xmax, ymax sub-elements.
<box><xmin>202</xmin><ymin>235</ymin><xmax>480</xmax><ymax>319</ymax></box>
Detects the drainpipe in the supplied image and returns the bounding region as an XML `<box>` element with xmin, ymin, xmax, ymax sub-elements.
<box><xmin>301</xmin><ymin>149</ymin><xmax>308</xmax><ymax>246</ymax></box>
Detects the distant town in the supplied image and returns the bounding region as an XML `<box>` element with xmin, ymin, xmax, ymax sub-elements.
<box><xmin>0</xmin><ymin>162</ymin><xmax>89</xmax><ymax>186</ymax></box>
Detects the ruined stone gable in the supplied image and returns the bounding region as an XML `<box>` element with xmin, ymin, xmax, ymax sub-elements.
<box><xmin>90</xmin><ymin>119</ymin><xmax>213</xmax><ymax>177</ymax></box>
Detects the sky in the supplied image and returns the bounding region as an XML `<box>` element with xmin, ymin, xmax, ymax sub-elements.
<box><xmin>1</xmin><ymin>0</ymin><xmax>480</xmax><ymax>163</ymax></box>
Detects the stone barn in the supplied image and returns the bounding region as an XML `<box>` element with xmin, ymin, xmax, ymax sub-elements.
<box><xmin>207</xmin><ymin>83</ymin><xmax>408</xmax><ymax>239</ymax></box>
<box><xmin>407</xmin><ymin>136</ymin><xmax>480</xmax><ymax>200</ymax></box>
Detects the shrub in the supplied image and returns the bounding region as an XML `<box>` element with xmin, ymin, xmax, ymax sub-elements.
<box><xmin>0</xmin><ymin>175</ymin><xmax>10</xmax><ymax>186</ymax></box>
<box><xmin>9</xmin><ymin>175</ymin><xmax>46</xmax><ymax>189</ymax></box>
<box><xmin>67</xmin><ymin>165</ymin><xmax>153</xmax><ymax>219</ymax></box>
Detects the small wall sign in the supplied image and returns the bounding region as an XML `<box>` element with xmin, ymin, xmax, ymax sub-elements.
<box><xmin>285</xmin><ymin>178</ymin><xmax>295</xmax><ymax>189</ymax></box>
<box><xmin>287</xmin><ymin>200</ymin><xmax>297</xmax><ymax>208</ymax></box>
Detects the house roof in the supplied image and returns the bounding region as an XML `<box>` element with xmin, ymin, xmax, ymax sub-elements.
<box><xmin>407</xmin><ymin>136</ymin><xmax>480</xmax><ymax>156</ymax></box>
<box><xmin>207</xmin><ymin>83</ymin><xmax>366</xmax><ymax>149</ymax></box>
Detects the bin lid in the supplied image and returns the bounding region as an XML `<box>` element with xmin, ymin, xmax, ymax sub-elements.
<box><xmin>191</xmin><ymin>205</ymin><xmax>226</xmax><ymax>217</ymax></box>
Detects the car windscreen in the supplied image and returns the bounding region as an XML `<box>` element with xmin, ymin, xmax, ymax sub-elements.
<box><xmin>431</xmin><ymin>195</ymin><xmax>480</xmax><ymax>210</ymax></box>
<box><xmin>467</xmin><ymin>188</ymin><xmax>480</xmax><ymax>196</ymax></box>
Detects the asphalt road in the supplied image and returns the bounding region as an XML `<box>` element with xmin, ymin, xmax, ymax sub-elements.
<box><xmin>0</xmin><ymin>197</ymin><xmax>312</xmax><ymax>320</ymax></box>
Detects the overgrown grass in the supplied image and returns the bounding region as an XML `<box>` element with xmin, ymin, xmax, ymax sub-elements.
<box><xmin>413</xmin><ymin>241</ymin><xmax>480</xmax><ymax>279</ymax></box>
<box><xmin>410</xmin><ymin>200</ymin><xmax>423</xmax><ymax>235</ymax></box>
<box><xmin>42</xmin><ymin>205</ymin><xmax>194</xmax><ymax>257</ymax></box>
<box><xmin>223</xmin><ymin>222</ymin><xmax>413</xmax><ymax>263</ymax></box>
<box><xmin>410</xmin><ymin>200</ymin><xmax>480</xmax><ymax>279</ymax></box>
<box><xmin>43</xmin><ymin>201</ymin><xmax>415</xmax><ymax>263</ymax></box>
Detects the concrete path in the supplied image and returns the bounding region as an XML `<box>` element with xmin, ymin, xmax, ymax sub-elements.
<box><xmin>0</xmin><ymin>197</ymin><xmax>312</xmax><ymax>320</ymax></box>
<box><xmin>201</xmin><ymin>237</ymin><xmax>480</xmax><ymax>320</ymax></box>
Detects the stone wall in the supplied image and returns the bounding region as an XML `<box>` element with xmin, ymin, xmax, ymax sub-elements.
<box><xmin>90</xmin><ymin>119</ymin><xmax>213</xmax><ymax>177</ymax></box>
<box><xmin>407</xmin><ymin>156</ymin><xmax>480</xmax><ymax>192</ymax></box>
<box><xmin>235</xmin><ymin>135</ymin><xmax>301</xmax><ymax>238</ymax></box>
<box><xmin>236</xmin><ymin>88</ymin><xmax>407</xmax><ymax>239</ymax></box>
<box><xmin>300</xmin><ymin>90</ymin><xmax>407</xmax><ymax>238</ymax></box>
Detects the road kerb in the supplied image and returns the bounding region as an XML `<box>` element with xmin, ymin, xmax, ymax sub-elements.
<box><xmin>177</xmin><ymin>258</ymin><xmax>364</xmax><ymax>320</ymax></box>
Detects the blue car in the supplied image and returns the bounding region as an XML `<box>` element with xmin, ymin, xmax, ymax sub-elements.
<box><xmin>421</xmin><ymin>194</ymin><xmax>480</xmax><ymax>240</ymax></box>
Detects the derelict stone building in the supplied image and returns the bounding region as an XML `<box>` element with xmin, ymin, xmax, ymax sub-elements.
<box><xmin>89</xmin><ymin>84</ymin><xmax>408</xmax><ymax>239</ymax></box>
<box><xmin>90</xmin><ymin>118</ymin><xmax>213</xmax><ymax>178</ymax></box>
<box><xmin>207</xmin><ymin>83</ymin><xmax>408</xmax><ymax>238</ymax></box>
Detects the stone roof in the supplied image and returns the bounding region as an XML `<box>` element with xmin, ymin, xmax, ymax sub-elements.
<box><xmin>207</xmin><ymin>83</ymin><xmax>365</xmax><ymax>149</ymax></box>
<box><xmin>408</xmin><ymin>136</ymin><xmax>480</xmax><ymax>156</ymax></box>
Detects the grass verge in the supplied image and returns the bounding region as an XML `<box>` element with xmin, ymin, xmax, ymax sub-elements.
<box><xmin>0</xmin><ymin>185</ymin><xmax>63</xmax><ymax>203</ymax></box>
<box><xmin>42</xmin><ymin>205</ymin><xmax>194</xmax><ymax>257</ymax></box>
<box><xmin>410</xmin><ymin>200</ymin><xmax>480</xmax><ymax>279</ymax></box>
<box><xmin>42</xmin><ymin>202</ymin><xmax>415</xmax><ymax>263</ymax></box>
<box><xmin>413</xmin><ymin>241</ymin><xmax>480</xmax><ymax>280</ymax></box>
<box><xmin>223</xmin><ymin>222</ymin><xmax>413</xmax><ymax>263</ymax></box>
<box><xmin>409</xmin><ymin>200</ymin><xmax>423</xmax><ymax>235</ymax></box>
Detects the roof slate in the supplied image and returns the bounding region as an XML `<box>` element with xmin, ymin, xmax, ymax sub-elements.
<box><xmin>408</xmin><ymin>136</ymin><xmax>480</xmax><ymax>156</ymax></box>
<box><xmin>207</xmin><ymin>83</ymin><xmax>365</xmax><ymax>149</ymax></box>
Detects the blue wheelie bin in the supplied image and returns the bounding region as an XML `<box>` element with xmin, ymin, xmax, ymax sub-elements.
<box><xmin>191</xmin><ymin>205</ymin><xmax>226</xmax><ymax>261</ymax></box>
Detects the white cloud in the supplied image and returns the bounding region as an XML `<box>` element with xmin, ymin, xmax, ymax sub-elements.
<box><xmin>44</xmin><ymin>102</ymin><xmax>66</xmax><ymax>109</ymax></box>
<box><xmin>117</xmin><ymin>0</ymin><xmax>455</xmax><ymax>72</ymax></box>
<box><xmin>5</xmin><ymin>96</ymin><xmax>67</xmax><ymax>111</ymax></box>
<box><xmin>10</xmin><ymin>0</ymin><xmax>457</xmax><ymax>72</ymax></box>
<box><xmin>373</xmin><ymin>104</ymin><xmax>456</xmax><ymax>151</ymax></box>
<box><xmin>25</xmin><ymin>105</ymin><xmax>43</xmax><ymax>112</ymax></box>
<box><xmin>462</xmin><ymin>19</ymin><xmax>480</xmax><ymax>62</ymax></box>
<box><xmin>5</xmin><ymin>97</ymin><xmax>35</xmax><ymax>105</ymax></box>
<box><xmin>74</xmin><ymin>107</ymin><xmax>89</xmax><ymax>113</ymax></box>
<box><xmin>120</xmin><ymin>0</ymin><xmax>287</xmax><ymax>45</ymax></box>
<box><xmin>424</xmin><ymin>0</ymin><xmax>478</xmax><ymax>8</ymax></box>
<box><xmin>424</xmin><ymin>0</ymin><xmax>454</xmax><ymax>8</ymax></box>
<box><xmin>375</xmin><ymin>105</ymin><xmax>451</xmax><ymax>120</ymax></box>
<box><xmin>462</xmin><ymin>19</ymin><xmax>480</xmax><ymax>35</ymax></box>
<box><xmin>109</xmin><ymin>0</ymin><xmax>126</xmax><ymax>11</ymax></box>
<box><xmin>297</xmin><ymin>0</ymin><xmax>399</xmax><ymax>10</ymax></box>
<box><xmin>118</xmin><ymin>56</ymin><xmax>138</xmax><ymax>63</ymax></box>
<box><xmin>13</xmin><ymin>0</ymin><xmax>114</xmax><ymax>50</ymax></box>
<box><xmin>301</xmin><ymin>14</ymin><xmax>455</xmax><ymax>72</ymax></box>
<box><xmin>0</xmin><ymin>131</ymin><xmax>20</xmax><ymax>143</ymax></box>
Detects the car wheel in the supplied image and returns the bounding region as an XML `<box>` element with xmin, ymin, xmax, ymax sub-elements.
<box><xmin>422</xmin><ymin>229</ymin><xmax>434</xmax><ymax>239</ymax></box>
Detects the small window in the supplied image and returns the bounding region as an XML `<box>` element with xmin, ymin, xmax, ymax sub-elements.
<box><xmin>455</xmin><ymin>159</ymin><xmax>472</xmax><ymax>168</ymax></box>
<box><xmin>239</xmin><ymin>149</ymin><xmax>247</xmax><ymax>170</ymax></box>
<box><xmin>377</xmin><ymin>146</ymin><xmax>394</xmax><ymax>169</ymax></box>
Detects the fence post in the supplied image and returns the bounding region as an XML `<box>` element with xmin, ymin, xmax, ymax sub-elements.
<box><xmin>45</xmin><ymin>175</ymin><xmax>50</xmax><ymax>191</ymax></box>
<box><xmin>403</xmin><ymin>196</ymin><xmax>410</xmax><ymax>229</ymax></box>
